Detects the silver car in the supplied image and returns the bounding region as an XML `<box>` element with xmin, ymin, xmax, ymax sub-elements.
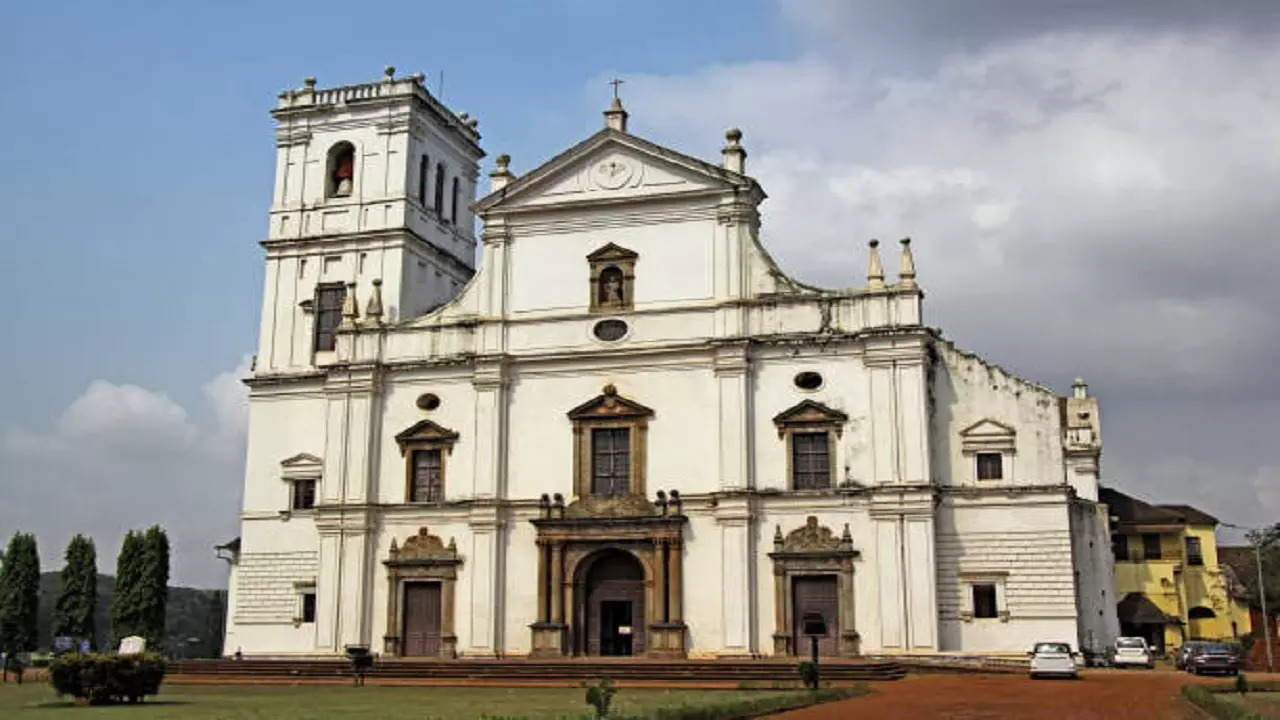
<box><xmin>1029</xmin><ymin>642</ymin><xmax>1080</xmax><ymax>679</ymax></box>
<box><xmin>1113</xmin><ymin>636</ymin><xmax>1155</xmax><ymax>669</ymax></box>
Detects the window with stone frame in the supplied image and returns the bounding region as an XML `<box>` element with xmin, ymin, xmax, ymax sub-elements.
<box><xmin>972</xmin><ymin>583</ymin><xmax>998</xmax><ymax>619</ymax></box>
<box><xmin>1186</xmin><ymin>536</ymin><xmax>1204</xmax><ymax>566</ymax></box>
<box><xmin>567</xmin><ymin>384</ymin><xmax>652</xmax><ymax>499</ymax></box>
<box><xmin>791</xmin><ymin>432</ymin><xmax>832</xmax><ymax>490</ymax></box>
<box><xmin>586</xmin><ymin>244</ymin><xmax>638</xmax><ymax>313</ymax></box>
<box><xmin>1142</xmin><ymin>533</ymin><xmax>1162</xmax><ymax>560</ymax></box>
<box><xmin>590</xmin><ymin>427</ymin><xmax>631</xmax><ymax>495</ymax></box>
<box><xmin>395</xmin><ymin>419</ymin><xmax>459</xmax><ymax>504</ymax></box>
<box><xmin>291</xmin><ymin>479</ymin><xmax>317</xmax><ymax>510</ymax></box>
<box><xmin>313</xmin><ymin>283</ymin><xmax>346</xmax><ymax>352</ymax></box>
<box><xmin>410</xmin><ymin>449</ymin><xmax>443</xmax><ymax>503</ymax></box>
<box><xmin>976</xmin><ymin>452</ymin><xmax>1003</xmax><ymax>480</ymax></box>
<box><xmin>772</xmin><ymin>400</ymin><xmax>847</xmax><ymax>491</ymax></box>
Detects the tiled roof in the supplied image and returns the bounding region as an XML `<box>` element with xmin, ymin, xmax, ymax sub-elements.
<box><xmin>1100</xmin><ymin>487</ymin><xmax>1218</xmax><ymax>527</ymax></box>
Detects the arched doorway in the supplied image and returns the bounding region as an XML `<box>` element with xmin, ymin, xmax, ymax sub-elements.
<box><xmin>1188</xmin><ymin>606</ymin><xmax>1217</xmax><ymax>640</ymax></box>
<box><xmin>578</xmin><ymin>549</ymin><xmax>646</xmax><ymax>656</ymax></box>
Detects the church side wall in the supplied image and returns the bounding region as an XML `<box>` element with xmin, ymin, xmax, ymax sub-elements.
<box><xmin>1069</xmin><ymin>499</ymin><xmax>1120</xmax><ymax>655</ymax></box>
<box><xmin>935</xmin><ymin>498</ymin><xmax>1079</xmax><ymax>652</ymax></box>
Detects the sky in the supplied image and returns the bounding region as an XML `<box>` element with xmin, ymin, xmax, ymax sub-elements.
<box><xmin>1</xmin><ymin>0</ymin><xmax>1278</xmax><ymax>588</ymax></box>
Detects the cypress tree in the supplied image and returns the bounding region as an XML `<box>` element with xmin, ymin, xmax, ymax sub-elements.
<box><xmin>139</xmin><ymin>526</ymin><xmax>170</xmax><ymax>651</ymax></box>
<box><xmin>53</xmin><ymin>534</ymin><xmax>98</xmax><ymax>649</ymax></box>
<box><xmin>110</xmin><ymin>531</ymin><xmax>145</xmax><ymax>649</ymax></box>
<box><xmin>0</xmin><ymin>533</ymin><xmax>41</xmax><ymax>680</ymax></box>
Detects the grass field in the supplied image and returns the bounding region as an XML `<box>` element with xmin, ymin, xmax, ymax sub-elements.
<box><xmin>1221</xmin><ymin>691</ymin><xmax>1280</xmax><ymax>719</ymax></box>
<box><xmin>0</xmin><ymin>683</ymin><xmax>814</xmax><ymax>719</ymax></box>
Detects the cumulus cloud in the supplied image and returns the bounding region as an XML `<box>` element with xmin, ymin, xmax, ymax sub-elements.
<box><xmin>0</xmin><ymin>356</ymin><xmax>250</xmax><ymax>587</ymax></box>
<box><xmin>619</xmin><ymin>6</ymin><xmax>1280</xmax><ymax>529</ymax></box>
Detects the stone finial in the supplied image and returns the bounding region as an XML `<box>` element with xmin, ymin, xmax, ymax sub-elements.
<box><xmin>490</xmin><ymin>153</ymin><xmax>515</xmax><ymax>192</ymax></box>
<box><xmin>411</xmin><ymin>72</ymin><xmax>425</xmax><ymax>83</ymax></box>
<box><xmin>898</xmin><ymin>237</ymin><xmax>917</xmax><ymax>289</ymax></box>
<box><xmin>339</xmin><ymin>282</ymin><xmax>359</xmax><ymax>329</ymax></box>
<box><xmin>722</xmin><ymin>128</ymin><xmax>747</xmax><ymax>174</ymax></box>
<box><xmin>364</xmin><ymin>279</ymin><xmax>384</xmax><ymax>325</ymax></box>
<box><xmin>840</xmin><ymin>524</ymin><xmax>854</xmax><ymax>551</ymax></box>
<box><xmin>604</xmin><ymin>96</ymin><xmax>629</xmax><ymax>133</ymax></box>
<box><xmin>447</xmin><ymin>537</ymin><xmax>457</xmax><ymax>553</ymax></box>
<box><xmin>867</xmin><ymin>240</ymin><xmax>886</xmax><ymax>290</ymax></box>
<box><xmin>656</xmin><ymin>490</ymin><xmax>668</xmax><ymax>516</ymax></box>
<box><xmin>773</xmin><ymin>525</ymin><xmax>784</xmax><ymax>550</ymax></box>
<box><xmin>304</xmin><ymin>77</ymin><xmax>317</xmax><ymax>90</ymax></box>
<box><xmin>1073</xmin><ymin>378</ymin><xmax>1088</xmax><ymax>399</ymax></box>
<box><xmin>669</xmin><ymin>489</ymin><xmax>682</xmax><ymax>515</ymax></box>
<box><xmin>383</xmin><ymin>65</ymin><xmax>396</xmax><ymax>81</ymax></box>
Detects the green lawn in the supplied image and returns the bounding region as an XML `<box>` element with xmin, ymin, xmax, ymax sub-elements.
<box><xmin>1221</xmin><ymin>691</ymin><xmax>1280</xmax><ymax>719</ymax></box>
<box><xmin>0</xmin><ymin>683</ymin><xmax>811</xmax><ymax>719</ymax></box>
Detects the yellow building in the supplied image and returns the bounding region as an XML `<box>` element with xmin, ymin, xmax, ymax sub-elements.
<box><xmin>1102</xmin><ymin>488</ymin><xmax>1252</xmax><ymax>654</ymax></box>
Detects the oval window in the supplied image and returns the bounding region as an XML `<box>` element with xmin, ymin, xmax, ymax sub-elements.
<box><xmin>416</xmin><ymin>393</ymin><xmax>441</xmax><ymax>411</ymax></box>
<box><xmin>794</xmin><ymin>371</ymin><xmax>823</xmax><ymax>391</ymax></box>
<box><xmin>593</xmin><ymin>319</ymin><xmax>629</xmax><ymax>342</ymax></box>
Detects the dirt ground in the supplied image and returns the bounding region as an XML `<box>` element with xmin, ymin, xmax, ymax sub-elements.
<box><xmin>773</xmin><ymin>669</ymin><xmax>1280</xmax><ymax>720</ymax></box>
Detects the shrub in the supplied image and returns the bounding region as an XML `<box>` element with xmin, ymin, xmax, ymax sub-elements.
<box><xmin>49</xmin><ymin>652</ymin><xmax>166</xmax><ymax>705</ymax></box>
<box><xmin>1180</xmin><ymin>684</ymin><xmax>1264</xmax><ymax>720</ymax></box>
<box><xmin>1236</xmin><ymin>672</ymin><xmax>1250</xmax><ymax>694</ymax></box>
<box><xmin>797</xmin><ymin>661</ymin><xmax>820</xmax><ymax>690</ymax></box>
<box><xmin>585</xmin><ymin>678</ymin><xmax>617</xmax><ymax>718</ymax></box>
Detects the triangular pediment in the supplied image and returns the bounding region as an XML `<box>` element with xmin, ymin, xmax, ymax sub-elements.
<box><xmin>567</xmin><ymin>383</ymin><xmax>654</xmax><ymax>421</ymax></box>
<box><xmin>394</xmin><ymin>418</ymin><xmax>460</xmax><ymax>453</ymax></box>
<box><xmin>587</xmin><ymin>242</ymin><xmax>638</xmax><ymax>263</ymax></box>
<box><xmin>280</xmin><ymin>452</ymin><xmax>323</xmax><ymax>479</ymax></box>
<box><xmin>475</xmin><ymin>128</ymin><xmax>762</xmax><ymax>213</ymax></box>
<box><xmin>772</xmin><ymin>399</ymin><xmax>849</xmax><ymax>428</ymax></box>
<box><xmin>959</xmin><ymin>418</ymin><xmax>1016</xmax><ymax>438</ymax></box>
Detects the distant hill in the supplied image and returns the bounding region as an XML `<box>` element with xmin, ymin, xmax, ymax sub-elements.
<box><xmin>34</xmin><ymin>572</ymin><xmax>225</xmax><ymax>658</ymax></box>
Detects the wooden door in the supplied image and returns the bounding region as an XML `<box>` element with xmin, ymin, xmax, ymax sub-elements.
<box><xmin>793</xmin><ymin>575</ymin><xmax>839</xmax><ymax>657</ymax></box>
<box><xmin>402</xmin><ymin>582</ymin><xmax>442</xmax><ymax>657</ymax></box>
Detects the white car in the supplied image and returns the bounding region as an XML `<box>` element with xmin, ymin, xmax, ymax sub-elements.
<box><xmin>1112</xmin><ymin>637</ymin><xmax>1155</xmax><ymax>668</ymax></box>
<box><xmin>1029</xmin><ymin>642</ymin><xmax>1080</xmax><ymax>679</ymax></box>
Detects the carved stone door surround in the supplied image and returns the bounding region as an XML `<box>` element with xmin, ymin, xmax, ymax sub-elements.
<box><xmin>769</xmin><ymin>516</ymin><xmax>861</xmax><ymax>657</ymax></box>
<box><xmin>382</xmin><ymin>527</ymin><xmax>461</xmax><ymax>658</ymax></box>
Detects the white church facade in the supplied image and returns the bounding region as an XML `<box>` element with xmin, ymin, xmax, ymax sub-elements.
<box><xmin>222</xmin><ymin>68</ymin><xmax>1120</xmax><ymax>660</ymax></box>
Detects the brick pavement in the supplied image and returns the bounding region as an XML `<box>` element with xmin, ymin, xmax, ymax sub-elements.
<box><xmin>772</xmin><ymin>669</ymin><xmax>1280</xmax><ymax>720</ymax></box>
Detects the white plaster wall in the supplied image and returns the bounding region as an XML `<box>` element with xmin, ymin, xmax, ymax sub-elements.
<box><xmin>681</xmin><ymin>513</ymin><xmax>724</xmax><ymax>656</ymax></box>
<box><xmin>1069</xmin><ymin>500</ymin><xmax>1120</xmax><ymax>654</ymax></box>
<box><xmin>931</xmin><ymin>342</ymin><xmax>1065</xmax><ymax>488</ymax></box>
<box><xmin>241</xmin><ymin>394</ymin><xmax>327</xmax><ymax>512</ymax></box>
<box><xmin>935</xmin><ymin>498</ymin><xmax>1079</xmax><ymax>652</ymax></box>
<box><xmin>374</xmin><ymin>373</ymin><xmax>477</xmax><ymax>504</ymax></box>
<box><xmin>501</xmin><ymin>510</ymin><xmax>542</xmax><ymax>656</ymax></box>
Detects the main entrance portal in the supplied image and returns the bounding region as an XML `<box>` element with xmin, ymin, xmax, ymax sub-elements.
<box><xmin>583</xmin><ymin>550</ymin><xmax>645</xmax><ymax>656</ymax></box>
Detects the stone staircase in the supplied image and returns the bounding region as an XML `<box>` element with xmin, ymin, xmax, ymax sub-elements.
<box><xmin>167</xmin><ymin>657</ymin><xmax>905</xmax><ymax>687</ymax></box>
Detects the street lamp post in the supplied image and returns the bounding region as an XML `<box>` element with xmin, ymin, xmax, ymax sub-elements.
<box><xmin>1223</xmin><ymin>522</ymin><xmax>1274</xmax><ymax>673</ymax></box>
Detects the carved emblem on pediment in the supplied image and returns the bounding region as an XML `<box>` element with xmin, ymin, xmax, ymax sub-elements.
<box><xmin>774</xmin><ymin>516</ymin><xmax>854</xmax><ymax>553</ymax></box>
<box><xmin>567</xmin><ymin>384</ymin><xmax>655</xmax><ymax>421</ymax></box>
<box><xmin>772</xmin><ymin>400</ymin><xmax>848</xmax><ymax>438</ymax></box>
<box><xmin>565</xmin><ymin>493</ymin><xmax>659</xmax><ymax>519</ymax></box>
<box><xmin>389</xmin><ymin>526</ymin><xmax>457</xmax><ymax>561</ymax></box>
<box><xmin>592</xmin><ymin>157</ymin><xmax>637</xmax><ymax>190</ymax></box>
<box><xmin>394</xmin><ymin>419</ymin><xmax>460</xmax><ymax>455</ymax></box>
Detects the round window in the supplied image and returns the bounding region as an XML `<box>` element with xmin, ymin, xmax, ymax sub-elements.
<box><xmin>416</xmin><ymin>393</ymin><xmax>441</xmax><ymax>411</ymax></box>
<box><xmin>794</xmin><ymin>371</ymin><xmax>823</xmax><ymax>391</ymax></box>
<box><xmin>593</xmin><ymin>319</ymin><xmax>629</xmax><ymax>342</ymax></box>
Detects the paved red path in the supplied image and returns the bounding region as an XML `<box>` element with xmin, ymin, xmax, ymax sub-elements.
<box><xmin>774</xmin><ymin>669</ymin><xmax>1280</xmax><ymax>720</ymax></box>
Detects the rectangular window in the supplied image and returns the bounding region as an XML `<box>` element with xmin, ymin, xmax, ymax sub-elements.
<box><xmin>590</xmin><ymin>427</ymin><xmax>631</xmax><ymax>496</ymax></box>
<box><xmin>291</xmin><ymin>479</ymin><xmax>316</xmax><ymax>510</ymax></box>
<box><xmin>433</xmin><ymin>164</ymin><xmax>446</xmax><ymax>216</ymax></box>
<box><xmin>418</xmin><ymin>155</ymin><xmax>429</xmax><ymax>206</ymax></box>
<box><xmin>301</xmin><ymin>590</ymin><xmax>317</xmax><ymax>623</ymax></box>
<box><xmin>1186</xmin><ymin>537</ymin><xmax>1204</xmax><ymax>566</ymax></box>
<box><xmin>1142</xmin><ymin>533</ymin><xmax>1162</xmax><ymax>560</ymax></box>
<box><xmin>313</xmin><ymin>283</ymin><xmax>346</xmax><ymax>352</ymax></box>
<box><xmin>976</xmin><ymin>452</ymin><xmax>1003</xmax><ymax>480</ymax></box>
<box><xmin>972</xmin><ymin>583</ymin><xmax>998</xmax><ymax>619</ymax></box>
<box><xmin>1111</xmin><ymin>535</ymin><xmax>1128</xmax><ymax>562</ymax></box>
<box><xmin>410</xmin><ymin>449</ymin><xmax>443</xmax><ymax>503</ymax></box>
<box><xmin>791</xmin><ymin>432</ymin><xmax>831</xmax><ymax>489</ymax></box>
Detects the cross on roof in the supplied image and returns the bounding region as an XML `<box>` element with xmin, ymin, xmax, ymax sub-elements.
<box><xmin>609</xmin><ymin>77</ymin><xmax>624</xmax><ymax>99</ymax></box>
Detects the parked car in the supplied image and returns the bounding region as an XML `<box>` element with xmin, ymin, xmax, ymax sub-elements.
<box><xmin>1175</xmin><ymin>641</ymin><xmax>1209</xmax><ymax>671</ymax></box>
<box><xmin>1112</xmin><ymin>637</ymin><xmax>1155</xmax><ymax>669</ymax></box>
<box><xmin>1186</xmin><ymin>643</ymin><xmax>1242</xmax><ymax>675</ymax></box>
<box><xmin>1028</xmin><ymin>642</ymin><xmax>1080</xmax><ymax>679</ymax></box>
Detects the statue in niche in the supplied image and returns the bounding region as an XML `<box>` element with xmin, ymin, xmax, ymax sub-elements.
<box><xmin>598</xmin><ymin>266</ymin><xmax>625</xmax><ymax>307</ymax></box>
<box><xmin>331</xmin><ymin>147</ymin><xmax>354</xmax><ymax>197</ymax></box>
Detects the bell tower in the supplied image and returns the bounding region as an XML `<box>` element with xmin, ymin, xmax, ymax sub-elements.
<box><xmin>255</xmin><ymin>66</ymin><xmax>484</xmax><ymax>372</ymax></box>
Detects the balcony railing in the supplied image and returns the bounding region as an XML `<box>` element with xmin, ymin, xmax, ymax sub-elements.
<box><xmin>1117</xmin><ymin>549</ymin><xmax>1185</xmax><ymax>564</ymax></box>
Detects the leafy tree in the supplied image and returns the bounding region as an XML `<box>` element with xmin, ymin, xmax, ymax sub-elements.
<box><xmin>53</xmin><ymin>535</ymin><xmax>97</xmax><ymax>649</ymax></box>
<box><xmin>139</xmin><ymin>526</ymin><xmax>170</xmax><ymax>651</ymax></box>
<box><xmin>0</xmin><ymin>533</ymin><xmax>41</xmax><ymax>682</ymax></box>
<box><xmin>1242</xmin><ymin>523</ymin><xmax>1280</xmax><ymax>609</ymax></box>
<box><xmin>110</xmin><ymin>531</ymin><xmax>145</xmax><ymax>649</ymax></box>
